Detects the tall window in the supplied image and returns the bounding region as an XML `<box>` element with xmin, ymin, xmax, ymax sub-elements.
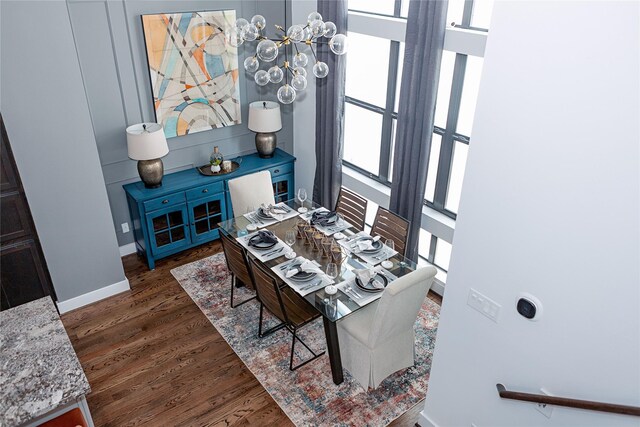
<box><xmin>343</xmin><ymin>0</ymin><xmax>493</xmax><ymax>282</ymax></box>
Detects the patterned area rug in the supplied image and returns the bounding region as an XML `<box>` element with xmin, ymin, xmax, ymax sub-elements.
<box><xmin>170</xmin><ymin>253</ymin><xmax>440</xmax><ymax>427</ymax></box>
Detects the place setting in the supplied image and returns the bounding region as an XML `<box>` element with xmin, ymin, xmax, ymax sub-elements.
<box><xmin>243</xmin><ymin>202</ymin><xmax>298</xmax><ymax>229</ymax></box>
<box><xmin>299</xmin><ymin>207</ymin><xmax>352</xmax><ymax>236</ymax></box>
<box><xmin>272</xmin><ymin>256</ymin><xmax>336</xmax><ymax>297</ymax></box>
<box><xmin>236</xmin><ymin>230</ymin><xmax>288</xmax><ymax>262</ymax></box>
<box><xmin>338</xmin><ymin>231</ymin><xmax>397</xmax><ymax>266</ymax></box>
<box><xmin>335</xmin><ymin>266</ymin><xmax>397</xmax><ymax>307</ymax></box>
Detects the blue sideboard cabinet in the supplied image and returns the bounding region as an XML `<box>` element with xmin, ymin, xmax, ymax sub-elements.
<box><xmin>124</xmin><ymin>149</ymin><xmax>296</xmax><ymax>269</ymax></box>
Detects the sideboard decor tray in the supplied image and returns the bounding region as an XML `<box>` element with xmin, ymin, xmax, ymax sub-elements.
<box><xmin>196</xmin><ymin>161</ymin><xmax>241</xmax><ymax>177</ymax></box>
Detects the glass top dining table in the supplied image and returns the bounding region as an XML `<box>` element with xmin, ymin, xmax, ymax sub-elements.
<box><xmin>218</xmin><ymin>198</ymin><xmax>417</xmax><ymax>384</ymax></box>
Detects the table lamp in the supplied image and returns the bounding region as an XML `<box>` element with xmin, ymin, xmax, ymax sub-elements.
<box><xmin>126</xmin><ymin>123</ymin><xmax>169</xmax><ymax>188</ymax></box>
<box><xmin>248</xmin><ymin>101</ymin><xmax>282</xmax><ymax>158</ymax></box>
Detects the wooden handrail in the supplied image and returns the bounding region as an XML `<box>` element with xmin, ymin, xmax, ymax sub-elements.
<box><xmin>496</xmin><ymin>384</ymin><xmax>640</xmax><ymax>417</ymax></box>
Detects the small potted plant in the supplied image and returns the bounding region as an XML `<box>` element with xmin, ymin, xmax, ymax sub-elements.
<box><xmin>210</xmin><ymin>146</ymin><xmax>223</xmax><ymax>173</ymax></box>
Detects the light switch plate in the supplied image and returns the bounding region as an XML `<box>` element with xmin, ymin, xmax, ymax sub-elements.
<box><xmin>121</xmin><ymin>222</ymin><xmax>130</xmax><ymax>233</ymax></box>
<box><xmin>467</xmin><ymin>288</ymin><xmax>501</xmax><ymax>322</ymax></box>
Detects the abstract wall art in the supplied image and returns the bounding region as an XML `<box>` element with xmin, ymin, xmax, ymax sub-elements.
<box><xmin>142</xmin><ymin>10</ymin><xmax>241</xmax><ymax>138</ymax></box>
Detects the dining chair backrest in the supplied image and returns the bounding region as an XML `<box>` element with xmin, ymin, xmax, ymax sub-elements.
<box><xmin>247</xmin><ymin>258</ymin><xmax>287</xmax><ymax>322</ymax></box>
<box><xmin>368</xmin><ymin>266</ymin><xmax>437</xmax><ymax>349</ymax></box>
<box><xmin>220</xmin><ymin>232</ymin><xmax>254</xmax><ymax>290</ymax></box>
<box><xmin>335</xmin><ymin>187</ymin><xmax>368</xmax><ymax>231</ymax></box>
<box><xmin>371</xmin><ymin>207</ymin><xmax>410</xmax><ymax>257</ymax></box>
<box><xmin>228</xmin><ymin>170</ymin><xmax>275</xmax><ymax>217</ymax></box>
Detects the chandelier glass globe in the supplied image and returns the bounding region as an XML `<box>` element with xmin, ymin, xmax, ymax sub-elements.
<box><xmin>291</xmin><ymin>74</ymin><xmax>308</xmax><ymax>91</ymax></box>
<box><xmin>287</xmin><ymin>25</ymin><xmax>305</xmax><ymax>43</ymax></box>
<box><xmin>226</xmin><ymin>28</ymin><xmax>243</xmax><ymax>48</ymax></box>
<box><xmin>303</xmin><ymin>26</ymin><xmax>313</xmax><ymax>40</ymax></box>
<box><xmin>294</xmin><ymin>66</ymin><xmax>307</xmax><ymax>77</ymax></box>
<box><xmin>268</xmin><ymin>66</ymin><xmax>284</xmax><ymax>83</ymax></box>
<box><xmin>254</xmin><ymin>70</ymin><xmax>270</xmax><ymax>86</ymax></box>
<box><xmin>243</xmin><ymin>56</ymin><xmax>259</xmax><ymax>73</ymax></box>
<box><xmin>307</xmin><ymin>12</ymin><xmax>322</xmax><ymax>23</ymax></box>
<box><xmin>293</xmin><ymin>52</ymin><xmax>308</xmax><ymax>68</ymax></box>
<box><xmin>323</xmin><ymin>21</ymin><xmax>337</xmax><ymax>38</ymax></box>
<box><xmin>251</xmin><ymin>15</ymin><xmax>266</xmax><ymax>30</ymax></box>
<box><xmin>241</xmin><ymin>24</ymin><xmax>259</xmax><ymax>41</ymax></box>
<box><xmin>309</xmin><ymin>19</ymin><xmax>326</xmax><ymax>37</ymax></box>
<box><xmin>235</xmin><ymin>18</ymin><xmax>249</xmax><ymax>31</ymax></box>
<box><xmin>313</xmin><ymin>61</ymin><xmax>329</xmax><ymax>78</ymax></box>
<box><xmin>329</xmin><ymin>34</ymin><xmax>348</xmax><ymax>55</ymax></box>
<box><xmin>256</xmin><ymin>39</ymin><xmax>278</xmax><ymax>62</ymax></box>
<box><xmin>277</xmin><ymin>84</ymin><xmax>297</xmax><ymax>104</ymax></box>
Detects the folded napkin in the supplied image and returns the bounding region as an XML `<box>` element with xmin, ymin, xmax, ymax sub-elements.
<box><xmin>355</xmin><ymin>268</ymin><xmax>385</xmax><ymax>289</ymax></box>
<box><xmin>311</xmin><ymin>210</ymin><xmax>338</xmax><ymax>226</ymax></box>
<box><xmin>265</xmin><ymin>203</ymin><xmax>289</xmax><ymax>213</ymax></box>
<box><xmin>286</xmin><ymin>258</ymin><xmax>324</xmax><ymax>278</ymax></box>
<box><xmin>260</xmin><ymin>203</ymin><xmax>286</xmax><ymax>221</ymax></box>
<box><xmin>256</xmin><ymin>230</ymin><xmax>278</xmax><ymax>244</ymax></box>
<box><xmin>354</xmin><ymin>236</ymin><xmax>380</xmax><ymax>252</ymax></box>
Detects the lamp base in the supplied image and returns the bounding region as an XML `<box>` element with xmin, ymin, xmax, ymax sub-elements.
<box><xmin>255</xmin><ymin>132</ymin><xmax>276</xmax><ymax>158</ymax></box>
<box><xmin>137</xmin><ymin>158</ymin><xmax>164</xmax><ymax>188</ymax></box>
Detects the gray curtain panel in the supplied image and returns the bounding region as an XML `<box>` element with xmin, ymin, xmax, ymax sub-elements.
<box><xmin>389</xmin><ymin>0</ymin><xmax>448</xmax><ymax>261</ymax></box>
<box><xmin>312</xmin><ymin>0</ymin><xmax>347</xmax><ymax>209</ymax></box>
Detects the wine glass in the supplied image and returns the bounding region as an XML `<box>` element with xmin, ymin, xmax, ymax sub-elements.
<box><xmin>381</xmin><ymin>238</ymin><xmax>395</xmax><ymax>269</ymax></box>
<box><xmin>326</xmin><ymin>262</ymin><xmax>338</xmax><ymax>281</ymax></box>
<box><xmin>245</xmin><ymin>205</ymin><xmax>256</xmax><ymax>229</ymax></box>
<box><xmin>385</xmin><ymin>238</ymin><xmax>395</xmax><ymax>254</ymax></box>
<box><xmin>285</xmin><ymin>230</ymin><xmax>297</xmax><ymax>259</ymax></box>
<box><xmin>297</xmin><ymin>188</ymin><xmax>308</xmax><ymax>213</ymax></box>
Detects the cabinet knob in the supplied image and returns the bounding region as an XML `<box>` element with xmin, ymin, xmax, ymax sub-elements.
<box><xmin>274</xmin><ymin>169</ymin><xmax>280</xmax><ymax>173</ymax></box>
<box><xmin>202</xmin><ymin>189</ymin><xmax>208</xmax><ymax>193</ymax></box>
<box><xmin>162</xmin><ymin>199</ymin><xmax>169</xmax><ymax>204</ymax></box>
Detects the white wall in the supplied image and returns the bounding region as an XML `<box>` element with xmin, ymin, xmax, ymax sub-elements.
<box><xmin>421</xmin><ymin>1</ymin><xmax>639</xmax><ymax>426</ymax></box>
<box><xmin>291</xmin><ymin>0</ymin><xmax>318</xmax><ymax>196</ymax></box>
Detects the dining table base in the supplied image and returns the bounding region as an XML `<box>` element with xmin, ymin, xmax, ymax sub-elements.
<box><xmin>323</xmin><ymin>317</ymin><xmax>344</xmax><ymax>384</ymax></box>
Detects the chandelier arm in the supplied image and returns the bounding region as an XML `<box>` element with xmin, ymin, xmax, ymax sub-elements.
<box><xmin>308</xmin><ymin>44</ymin><xmax>318</xmax><ymax>62</ymax></box>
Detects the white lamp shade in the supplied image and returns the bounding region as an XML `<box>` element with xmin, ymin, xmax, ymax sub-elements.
<box><xmin>126</xmin><ymin>123</ymin><xmax>169</xmax><ymax>160</ymax></box>
<box><xmin>248</xmin><ymin>101</ymin><xmax>282</xmax><ymax>133</ymax></box>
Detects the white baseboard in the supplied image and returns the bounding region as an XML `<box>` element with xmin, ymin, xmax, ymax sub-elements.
<box><xmin>418</xmin><ymin>410</ymin><xmax>439</xmax><ymax>427</ymax></box>
<box><xmin>119</xmin><ymin>242</ymin><xmax>136</xmax><ymax>257</ymax></box>
<box><xmin>432</xmin><ymin>279</ymin><xmax>445</xmax><ymax>297</ymax></box>
<box><xmin>57</xmin><ymin>278</ymin><xmax>130</xmax><ymax>314</ymax></box>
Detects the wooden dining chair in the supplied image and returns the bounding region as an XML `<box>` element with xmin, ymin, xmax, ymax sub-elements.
<box><xmin>371</xmin><ymin>207</ymin><xmax>411</xmax><ymax>257</ymax></box>
<box><xmin>220</xmin><ymin>231</ymin><xmax>257</xmax><ymax>308</ymax></box>
<box><xmin>335</xmin><ymin>187</ymin><xmax>368</xmax><ymax>231</ymax></box>
<box><xmin>247</xmin><ymin>258</ymin><xmax>325</xmax><ymax>370</ymax></box>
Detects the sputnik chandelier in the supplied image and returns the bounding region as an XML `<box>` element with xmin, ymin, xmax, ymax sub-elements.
<box><xmin>228</xmin><ymin>12</ymin><xmax>348</xmax><ymax>104</ymax></box>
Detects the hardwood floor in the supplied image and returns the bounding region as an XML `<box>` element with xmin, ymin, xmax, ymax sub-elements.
<box><xmin>61</xmin><ymin>241</ymin><xmax>442</xmax><ymax>426</ymax></box>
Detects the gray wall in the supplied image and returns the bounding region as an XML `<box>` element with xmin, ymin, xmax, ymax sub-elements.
<box><xmin>1</xmin><ymin>1</ymin><xmax>127</xmax><ymax>301</ymax></box>
<box><xmin>66</xmin><ymin>0</ymin><xmax>294</xmax><ymax>247</ymax></box>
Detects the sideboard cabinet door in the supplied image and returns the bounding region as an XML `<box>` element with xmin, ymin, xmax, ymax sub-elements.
<box><xmin>188</xmin><ymin>192</ymin><xmax>226</xmax><ymax>243</ymax></box>
<box><xmin>145</xmin><ymin>205</ymin><xmax>191</xmax><ymax>256</ymax></box>
<box><xmin>272</xmin><ymin>172</ymin><xmax>294</xmax><ymax>203</ymax></box>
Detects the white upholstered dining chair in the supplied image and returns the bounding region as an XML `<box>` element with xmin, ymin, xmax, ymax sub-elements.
<box><xmin>337</xmin><ymin>266</ymin><xmax>438</xmax><ymax>390</ymax></box>
<box><xmin>228</xmin><ymin>170</ymin><xmax>275</xmax><ymax>216</ymax></box>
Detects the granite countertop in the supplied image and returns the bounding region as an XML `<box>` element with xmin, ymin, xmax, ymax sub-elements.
<box><xmin>0</xmin><ymin>297</ymin><xmax>91</xmax><ymax>427</ymax></box>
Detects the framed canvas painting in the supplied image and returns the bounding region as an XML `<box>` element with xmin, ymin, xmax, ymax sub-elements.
<box><xmin>141</xmin><ymin>10</ymin><xmax>241</xmax><ymax>138</ymax></box>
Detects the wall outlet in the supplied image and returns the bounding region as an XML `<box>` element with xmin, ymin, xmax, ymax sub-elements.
<box><xmin>535</xmin><ymin>388</ymin><xmax>554</xmax><ymax>418</ymax></box>
<box><xmin>121</xmin><ymin>222</ymin><xmax>130</xmax><ymax>233</ymax></box>
<box><xmin>467</xmin><ymin>288</ymin><xmax>501</xmax><ymax>322</ymax></box>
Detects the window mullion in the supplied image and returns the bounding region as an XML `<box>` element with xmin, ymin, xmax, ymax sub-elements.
<box><xmin>379</xmin><ymin>41</ymin><xmax>400</xmax><ymax>182</ymax></box>
<box><xmin>433</xmin><ymin>53</ymin><xmax>467</xmax><ymax>211</ymax></box>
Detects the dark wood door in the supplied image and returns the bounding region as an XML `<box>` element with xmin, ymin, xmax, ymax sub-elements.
<box><xmin>0</xmin><ymin>114</ymin><xmax>56</xmax><ymax>310</ymax></box>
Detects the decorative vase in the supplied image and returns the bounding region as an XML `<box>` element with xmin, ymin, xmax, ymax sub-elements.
<box><xmin>209</xmin><ymin>146</ymin><xmax>223</xmax><ymax>172</ymax></box>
